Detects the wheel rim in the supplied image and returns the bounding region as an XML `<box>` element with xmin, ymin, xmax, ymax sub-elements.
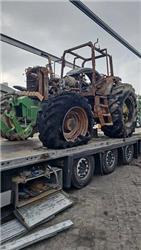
<box><xmin>105</xmin><ymin>151</ymin><xmax>115</xmax><ymax>169</ymax></box>
<box><xmin>76</xmin><ymin>158</ymin><xmax>90</xmax><ymax>180</ymax></box>
<box><xmin>124</xmin><ymin>145</ymin><xmax>133</xmax><ymax>162</ymax></box>
<box><xmin>62</xmin><ymin>106</ymin><xmax>88</xmax><ymax>142</ymax></box>
<box><xmin>123</xmin><ymin>96</ymin><xmax>134</xmax><ymax>125</ymax></box>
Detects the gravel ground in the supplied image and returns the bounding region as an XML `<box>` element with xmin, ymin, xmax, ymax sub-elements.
<box><xmin>26</xmin><ymin>156</ymin><xmax>141</xmax><ymax>250</ymax></box>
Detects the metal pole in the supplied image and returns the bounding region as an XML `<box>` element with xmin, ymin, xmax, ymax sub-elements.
<box><xmin>0</xmin><ymin>33</ymin><xmax>79</xmax><ymax>68</ymax></box>
<box><xmin>70</xmin><ymin>0</ymin><xmax>141</xmax><ymax>58</ymax></box>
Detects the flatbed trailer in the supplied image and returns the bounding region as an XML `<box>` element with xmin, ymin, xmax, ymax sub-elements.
<box><xmin>0</xmin><ymin>130</ymin><xmax>141</xmax><ymax>224</ymax></box>
<box><xmin>1</xmin><ymin>130</ymin><xmax>141</xmax><ymax>193</ymax></box>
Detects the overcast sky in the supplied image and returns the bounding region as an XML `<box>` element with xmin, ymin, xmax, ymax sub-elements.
<box><xmin>1</xmin><ymin>0</ymin><xmax>141</xmax><ymax>94</ymax></box>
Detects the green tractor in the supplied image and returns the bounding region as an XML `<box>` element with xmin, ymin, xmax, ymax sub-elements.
<box><xmin>0</xmin><ymin>41</ymin><xmax>137</xmax><ymax>148</ymax></box>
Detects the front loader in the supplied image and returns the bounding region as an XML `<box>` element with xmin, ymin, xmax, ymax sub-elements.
<box><xmin>0</xmin><ymin>41</ymin><xmax>137</xmax><ymax>148</ymax></box>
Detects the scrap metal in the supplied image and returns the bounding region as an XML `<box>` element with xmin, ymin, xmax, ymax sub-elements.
<box><xmin>1</xmin><ymin>220</ymin><xmax>73</xmax><ymax>250</ymax></box>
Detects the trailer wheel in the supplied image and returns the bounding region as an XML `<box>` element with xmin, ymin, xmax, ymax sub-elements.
<box><xmin>122</xmin><ymin>145</ymin><xmax>134</xmax><ymax>164</ymax></box>
<box><xmin>102</xmin><ymin>149</ymin><xmax>118</xmax><ymax>174</ymax></box>
<box><xmin>71</xmin><ymin>156</ymin><xmax>95</xmax><ymax>188</ymax></box>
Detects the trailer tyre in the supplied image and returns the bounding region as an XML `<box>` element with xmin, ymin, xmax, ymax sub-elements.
<box><xmin>38</xmin><ymin>93</ymin><xmax>93</xmax><ymax>149</ymax></box>
<box><xmin>71</xmin><ymin>156</ymin><xmax>95</xmax><ymax>188</ymax></box>
<box><xmin>102</xmin><ymin>149</ymin><xmax>118</xmax><ymax>174</ymax></box>
<box><xmin>122</xmin><ymin>145</ymin><xmax>134</xmax><ymax>164</ymax></box>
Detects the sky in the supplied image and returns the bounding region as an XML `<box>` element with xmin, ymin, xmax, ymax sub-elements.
<box><xmin>1</xmin><ymin>0</ymin><xmax>141</xmax><ymax>94</ymax></box>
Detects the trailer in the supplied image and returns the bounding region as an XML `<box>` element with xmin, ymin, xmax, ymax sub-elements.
<box><xmin>1</xmin><ymin>130</ymin><xmax>141</xmax><ymax>214</ymax></box>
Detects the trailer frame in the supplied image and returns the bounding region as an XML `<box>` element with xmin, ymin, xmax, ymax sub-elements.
<box><xmin>1</xmin><ymin>133</ymin><xmax>141</xmax><ymax>189</ymax></box>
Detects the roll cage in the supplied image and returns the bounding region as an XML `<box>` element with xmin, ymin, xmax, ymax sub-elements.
<box><xmin>60</xmin><ymin>41</ymin><xmax>114</xmax><ymax>87</ymax></box>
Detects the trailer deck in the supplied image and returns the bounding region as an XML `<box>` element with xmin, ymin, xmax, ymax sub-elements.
<box><xmin>1</xmin><ymin>132</ymin><xmax>141</xmax><ymax>172</ymax></box>
<box><xmin>1</xmin><ymin>130</ymin><xmax>141</xmax><ymax>222</ymax></box>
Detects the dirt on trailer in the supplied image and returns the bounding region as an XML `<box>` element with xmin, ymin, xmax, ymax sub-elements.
<box><xmin>25</xmin><ymin>156</ymin><xmax>141</xmax><ymax>250</ymax></box>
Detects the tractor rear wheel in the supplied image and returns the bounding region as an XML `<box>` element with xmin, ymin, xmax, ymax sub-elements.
<box><xmin>102</xmin><ymin>83</ymin><xmax>137</xmax><ymax>138</ymax></box>
<box><xmin>38</xmin><ymin>93</ymin><xmax>93</xmax><ymax>149</ymax></box>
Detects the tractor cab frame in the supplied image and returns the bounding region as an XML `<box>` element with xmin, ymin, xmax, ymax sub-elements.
<box><xmin>60</xmin><ymin>41</ymin><xmax>115</xmax><ymax>126</ymax></box>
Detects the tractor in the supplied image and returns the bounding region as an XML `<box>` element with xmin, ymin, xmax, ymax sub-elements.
<box><xmin>0</xmin><ymin>41</ymin><xmax>137</xmax><ymax>148</ymax></box>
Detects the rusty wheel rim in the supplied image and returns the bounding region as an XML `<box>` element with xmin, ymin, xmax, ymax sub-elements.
<box><xmin>123</xmin><ymin>103</ymin><xmax>130</xmax><ymax>123</ymax></box>
<box><xmin>62</xmin><ymin>106</ymin><xmax>88</xmax><ymax>142</ymax></box>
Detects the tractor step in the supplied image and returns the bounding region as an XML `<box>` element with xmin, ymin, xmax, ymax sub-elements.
<box><xmin>103</xmin><ymin>114</ymin><xmax>111</xmax><ymax>117</ymax></box>
<box><xmin>102</xmin><ymin>122</ymin><xmax>113</xmax><ymax>126</ymax></box>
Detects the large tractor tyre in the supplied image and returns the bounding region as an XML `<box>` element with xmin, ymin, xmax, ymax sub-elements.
<box><xmin>38</xmin><ymin>93</ymin><xmax>93</xmax><ymax>149</ymax></box>
<box><xmin>102</xmin><ymin>83</ymin><xmax>137</xmax><ymax>138</ymax></box>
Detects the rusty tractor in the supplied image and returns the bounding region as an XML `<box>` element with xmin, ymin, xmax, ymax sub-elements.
<box><xmin>0</xmin><ymin>41</ymin><xmax>137</xmax><ymax>148</ymax></box>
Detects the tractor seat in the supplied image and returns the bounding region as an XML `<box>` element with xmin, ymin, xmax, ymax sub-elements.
<box><xmin>66</xmin><ymin>67</ymin><xmax>101</xmax><ymax>82</ymax></box>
